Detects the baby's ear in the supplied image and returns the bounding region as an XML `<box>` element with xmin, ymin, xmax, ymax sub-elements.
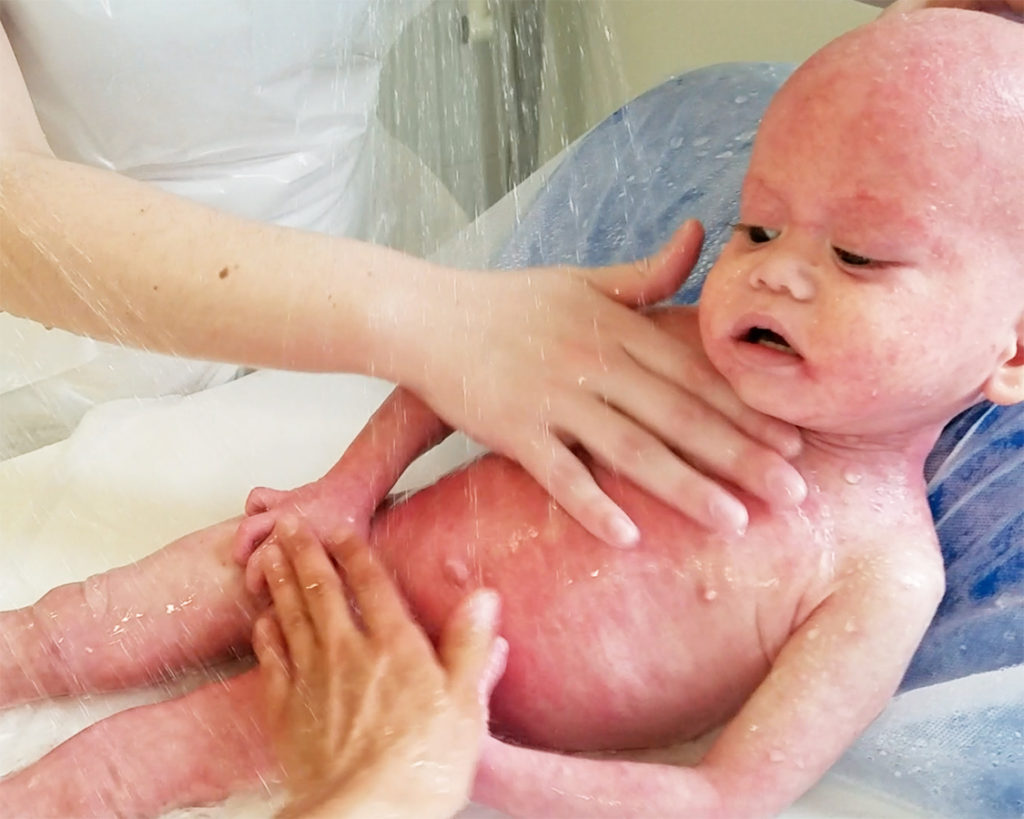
<box><xmin>983</xmin><ymin>315</ymin><xmax>1024</xmax><ymax>406</ymax></box>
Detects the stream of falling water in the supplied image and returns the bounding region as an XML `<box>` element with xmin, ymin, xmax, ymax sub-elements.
<box><xmin>5</xmin><ymin>3</ymin><xmax>1020</xmax><ymax>819</ymax></box>
<box><xmin>0</xmin><ymin>3</ymin><xmax>627</xmax><ymax>817</ymax></box>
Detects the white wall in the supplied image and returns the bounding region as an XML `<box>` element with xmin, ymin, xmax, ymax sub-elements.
<box><xmin>538</xmin><ymin>0</ymin><xmax>878</xmax><ymax>162</ymax></box>
<box><xmin>376</xmin><ymin>0</ymin><xmax>881</xmax><ymax>245</ymax></box>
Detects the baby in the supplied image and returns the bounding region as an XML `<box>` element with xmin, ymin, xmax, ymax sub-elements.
<box><xmin>1</xmin><ymin>10</ymin><xmax>1021</xmax><ymax>818</ymax></box>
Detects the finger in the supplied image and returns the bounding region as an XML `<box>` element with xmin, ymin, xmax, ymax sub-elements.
<box><xmin>515</xmin><ymin>433</ymin><xmax>641</xmax><ymax>547</ymax></box>
<box><xmin>620</xmin><ymin>312</ymin><xmax>802</xmax><ymax>459</ymax></box>
<box><xmin>232</xmin><ymin>513</ymin><xmax>276</xmax><ymax>566</ymax></box>
<box><xmin>559</xmin><ymin>400</ymin><xmax>752</xmax><ymax>534</ymax></box>
<box><xmin>438</xmin><ymin>589</ymin><xmax>502</xmax><ymax>705</ymax></box>
<box><xmin>262</xmin><ymin>535</ymin><xmax>318</xmax><ymax>675</ymax></box>
<box><xmin>246</xmin><ymin>539</ymin><xmax>276</xmax><ymax>596</ymax></box>
<box><xmin>591</xmin><ymin>362</ymin><xmax>806</xmax><ymax>508</ymax></box>
<box><xmin>253</xmin><ymin>613</ymin><xmax>291</xmax><ymax>727</ymax></box>
<box><xmin>578</xmin><ymin>220</ymin><xmax>704</xmax><ymax>306</ymax></box>
<box><xmin>244</xmin><ymin>486</ymin><xmax>290</xmax><ymax>516</ymax></box>
<box><xmin>480</xmin><ymin>637</ymin><xmax>509</xmax><ymax>705</ymax></box>
<box><xmin>327</xmin><ymin>532</ymin><xmax>419</xmax><ymax>639</ymax></box>
<box><xmin>276</xmin><ymin>519</ymin><xmax>352</xmax><ymax>656</ymax></box>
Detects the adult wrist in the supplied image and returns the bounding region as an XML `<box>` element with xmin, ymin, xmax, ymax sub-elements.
<box><xmin>279</xmin><ymin>760</ymin><xmax>463</xmax><ymax>819</ymax></box>
<box><xmin>360</xmin><ymin>255</ymin><xmax>462</xmax><ymax>391</ymax></box>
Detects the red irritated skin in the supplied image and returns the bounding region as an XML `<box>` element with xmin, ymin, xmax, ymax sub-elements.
<box><xmin>698</xmin><ymin>12</ymin><xmax>1024</xmax><ymax>445</ymax></box>
<box><xmin>0</xmin><ymin>10</ymin><xmax>1022</xmax><ymax>819</ymax></box>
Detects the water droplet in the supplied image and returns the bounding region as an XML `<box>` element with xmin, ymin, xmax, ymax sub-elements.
<box><xmin>842</xmin><ymin>468</ymin><xmax>863</xmax><ymax>485</ymax></box>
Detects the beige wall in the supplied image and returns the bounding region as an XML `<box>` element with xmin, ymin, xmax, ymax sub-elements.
<box><xmin>539</xmin><ymin>0</ymin><xmax>878</xmax><ymax>162</ymax></box>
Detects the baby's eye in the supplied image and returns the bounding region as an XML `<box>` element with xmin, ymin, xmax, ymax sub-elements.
<box><xmin>833</xmin><ymin>246</ymin><xmax>875</xmax><ymax>267</ymax></box>
<box><xmin>733</xmin><ymin>224</ymin><xmax>780</xmax><ymax>244</ymax></box>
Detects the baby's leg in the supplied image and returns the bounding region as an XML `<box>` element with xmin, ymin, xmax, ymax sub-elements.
<box><xmin>0</xmin><ymin>518</ymin><xmax>259</xmax><ymax>707</ymax></box>
<box><xmin>0</xmin><ymin>670</ymin><xmax>277</xmax><ymax>818</ymax></box>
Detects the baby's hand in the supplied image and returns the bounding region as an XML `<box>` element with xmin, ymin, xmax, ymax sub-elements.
<box><xmin>233</xmin><ymin>478</ymin><xmax>374</xmax><ymax>593</ymax></box>
<box><xmin>253</xmin><ymin>519</ymin><xmax>506</xmax><ymax>819</ymax></box>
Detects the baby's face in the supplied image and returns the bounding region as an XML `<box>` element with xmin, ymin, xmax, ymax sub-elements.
<box><xmin>698</xmin><ymin>58</ymin><xmax>1021</xmax><ymax>439</ymax></box>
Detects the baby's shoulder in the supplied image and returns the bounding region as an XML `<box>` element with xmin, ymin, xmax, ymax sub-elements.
<box><xmin>787</xmin><ymin>486</ymin><xmax>943</xmax><ymax>616</ymax></box>
<box><xmin>833</xmin><ymin>521</ymin><xmax>945</xmax><ymax>612</ymax></box>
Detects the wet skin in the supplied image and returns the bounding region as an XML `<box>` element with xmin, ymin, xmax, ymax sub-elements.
<box><xmin>0</xmin><ymin>309</ymin><xmax>944</xmax><ymax>818</ymax></box>
<box><xmin>2</xmin><ymin>10</ymin><xmax>1021</xmax><ymax>817</ymax></box>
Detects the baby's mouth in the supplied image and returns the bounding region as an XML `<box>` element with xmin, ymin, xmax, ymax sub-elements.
<box><xmin>741</xmin><ymin>326</ymin><xmax>800</xmax><ymax>356</ymax></box>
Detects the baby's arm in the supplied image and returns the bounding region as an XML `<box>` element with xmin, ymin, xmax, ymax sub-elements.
<box><xmin>475</xmin><ymin>549</ymin><xmax>944</xmax><ymax>817</ymax></box>
<box><xmin>234</xmin><ymin>387</ymin><xmax>450</xmax><ymax>567</ymax></box>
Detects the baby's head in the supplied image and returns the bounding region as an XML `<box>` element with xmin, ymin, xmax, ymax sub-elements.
<box><xmin>699</xmin><ymin>10</ymin><xmax>1024</xmax><ymax>440</ymax></box>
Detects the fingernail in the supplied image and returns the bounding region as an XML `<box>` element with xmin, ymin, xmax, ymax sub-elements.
<box><xmin>708</xmin><ymin>494</ymin><xmax>748</xmax><ymax>535</ymax></box>
<box><xmin>768</xmin><ymin>466</ymin><xmax>807</xmax><ymax>505</ymax></box>
<box><xmin>606</xmin><ymin>513</ymin><xmax>640</xmax><ymax>548</ymax></box>
<box><xmin>472</xmin><ymin>590</ymin><xmax>500</xmax><ymax>628</ymax></box>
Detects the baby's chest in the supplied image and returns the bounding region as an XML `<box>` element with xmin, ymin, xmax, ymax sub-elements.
<box><xmin>492</xmin><ymin>521</ymin><xmax>832</xmax><ymax>749</ymax></box>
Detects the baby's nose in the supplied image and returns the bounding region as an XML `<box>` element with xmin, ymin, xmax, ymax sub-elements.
<box><xmin>748</xmin><ymin>256</ymin><xmax>817</xmax><ymax>301</ymax></box>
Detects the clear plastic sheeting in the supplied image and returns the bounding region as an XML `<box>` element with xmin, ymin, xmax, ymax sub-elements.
<box><xmin>3</xmin><ymin>0</ymin><xmax>430</xmax><ymax>233</ymax></box>
<box><xmin>0</xmin><ymin>0</ymin><xmax>462</xmax><ymax>459</ymax></box>
<box><xmin>498</xmin><ymin>62</ymin><xmax>1023</xmax><ymax>817</ymax></box>
<box><xmin>833</xmin><ymin>666</ymin><xmax>1024</xmax><ymax>817</ymax></box>
<box><xmin>0</xmin><ymin>313</ymin><xmax>239</xmax><ymax>459</ymax></box>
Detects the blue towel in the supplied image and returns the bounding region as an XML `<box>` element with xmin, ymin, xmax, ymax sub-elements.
<box><xmin>497</xmin><ymin>63</ymin><xmax>1023</xmax><ymax>816</ymax></box>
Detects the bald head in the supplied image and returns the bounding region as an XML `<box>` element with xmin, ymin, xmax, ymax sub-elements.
<box><xmin>793</xmin><ymin>9</ymin><xmax>1024</xmax><ymax>138</ymax></box>
<box><xmin>754</xmin><ymin>9</ymin><xmax>1023</xmax><ymax>253</ymax></box>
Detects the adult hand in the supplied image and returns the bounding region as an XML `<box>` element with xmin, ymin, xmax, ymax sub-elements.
<box><xmin>254</xmin><ymin>519</ymin><xmax>507</xmax><ymax>819</ymax></box>
<box><xmin>234</xmin><ymin>385</ymin><xmax>448</xmax><ymax>583</ymax></box>
<box><xmin>234</xmin><ymin>478</ymin><xmax>374</xmax><ymax>590</ymax></box>
<box><xmin>399</xmin><ymin>220</ymin><xmax>805</xmax><ymax>546</ymax></box>
<box><xmin>882</xmin><ymin>0</ymin><xmax>1024</xmax><ymax>16</ymax></box>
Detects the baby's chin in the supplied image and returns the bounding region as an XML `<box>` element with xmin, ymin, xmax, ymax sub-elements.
<box><xmin>733</xmin><ymin>383</ymin><xmax>805</xmax><ymax>427</ymax></box>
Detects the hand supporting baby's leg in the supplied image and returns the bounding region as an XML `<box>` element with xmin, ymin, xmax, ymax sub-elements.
<box><xmin>0</xmin><ymin>670</ymin><xmax>278</xmax><ymax>818</ymax></box>
<box><xmin>0</xmin><ymin>518</ymin><xmax>258</xmax><ymax>707</ymax></box>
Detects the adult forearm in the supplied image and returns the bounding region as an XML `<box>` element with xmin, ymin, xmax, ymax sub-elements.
<box><xmin>0</xmin><ymin>149</ymin><xmax>437</xmax><ymax>376</ymax></box>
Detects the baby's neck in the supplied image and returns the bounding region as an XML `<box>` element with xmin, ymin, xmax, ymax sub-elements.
<box><xmin>796</xmin><ymin>424</ymin><xmax>943</xmax><ymax>486</ymax></box>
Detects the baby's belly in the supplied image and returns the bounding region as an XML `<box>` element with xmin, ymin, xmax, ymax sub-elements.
<box><xmin>372</xmin><ymin>454</ymin><xmax>817</xmax><ymax>752</ymax></box>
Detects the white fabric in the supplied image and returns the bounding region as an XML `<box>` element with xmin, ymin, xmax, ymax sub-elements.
<box><xmin>0</xmin><ymin>0</ymin><xmax>467</xmax><ymax>457</ymax></box>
